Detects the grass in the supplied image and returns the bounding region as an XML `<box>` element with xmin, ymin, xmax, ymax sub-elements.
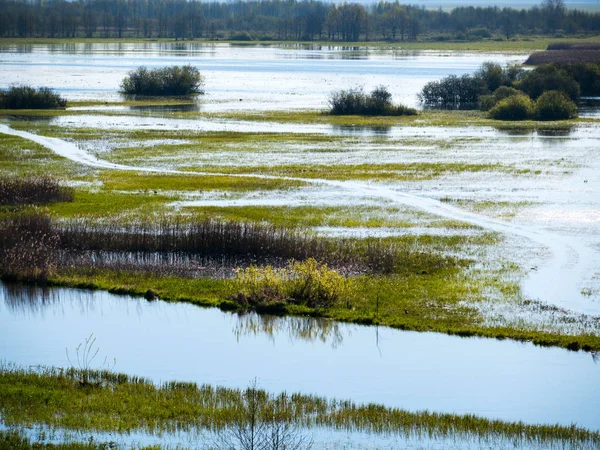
<box><xmin>209</xmin><ymin>108</ymin><xmax>593</xmax><ymax>130</ymax></box>
<box><xmin>1</xmin><ymin>364</ymin><xmax>599</xmax><ymax>449</ymax></box>
<box><xmin>180</xmin><ymin>161</ymin><xmax>527</xmax><ymax>181</ymax></box>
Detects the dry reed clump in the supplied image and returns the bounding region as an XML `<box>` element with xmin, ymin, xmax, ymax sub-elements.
<box><xmin>0</xmin><ymin>176</ymin><xmax>74</xmax><ymax>206</ymax></box>
<box><xmin>0</xmin><ymin>213</ymin><xmax>59</xmax><ymax>282</ymax></box>
<box><xmin>55</xmin><ymin>217</ymin><xmax>454</xmax><ymax>276</ymax></box>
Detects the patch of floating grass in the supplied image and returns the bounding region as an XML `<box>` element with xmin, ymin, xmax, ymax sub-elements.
<box><xmin>1</xmin><ymin>364</ymin><xmax>600</xmax><ymax>449</ymax></box>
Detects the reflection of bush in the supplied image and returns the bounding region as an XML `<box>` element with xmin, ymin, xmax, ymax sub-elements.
<box><xmin>0</xmin><ymin>85</ymin><xmax>66</xmax><ymax>109</ymax></box>
<box><xmin>230</xmin><ymin>258</ymin><xmax>354</xmax><ymax>309</ymax></box>
<box><xmin>534</xmin><ymin>90</ymin><xmax>578</xmax><ymax>121</ymax></box>
<box><xmin>120</xmin><ymin>65</ymin><xmax>204</xmax><ymax>96</ymax></box>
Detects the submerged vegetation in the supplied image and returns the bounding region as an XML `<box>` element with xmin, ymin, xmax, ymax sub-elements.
<box><xmin>0</xmin><ymin>85</ymin><xmax>66</xmax><ymax>109</ymax></box>
<box><xmin>120</xmin><ymin>65</ymin><xmax>204</xmax><ymax>96</ymax></box>
<box><xmin>1</xmin><ymin>365</ymin><xmax>600</xmax><ymax>449</ymax></box>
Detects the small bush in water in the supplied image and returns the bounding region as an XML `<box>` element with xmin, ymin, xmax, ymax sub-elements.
<box><xmin>0</xmin><ymin>85</ymin><xmax>66</xmax><ymax>109</ymax></box>
<box><xmin>230</xmin><ymin>258</ymin><xmax>353</xmax><ymax>308</ymax></box>
<box><xmin>328</xmin><ymin>85</ymin><xmax>417</xmax><ymax>116</ymax></box>
<box><xmin>534</xmin><ymin>90</ymin><xmax>578</xmax><ymax>120</ymax></box>
<box><xmin>488</xmin><ymin>94</ymin><xmax>534</xmax><ymax>121</ymax></box>
<box><xmin>120</xmin><ymin>65</ymin><xmax>204</xmax><ymax>96</ymax></box>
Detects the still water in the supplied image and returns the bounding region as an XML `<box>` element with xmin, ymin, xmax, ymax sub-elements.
<box><xmin>1</xmin><ymin>282</ymin><xmax>598</xmax><ymax>431</ymax></box>
<box><xmin>0</xmin><ymin>43</ymin><xmax>526</xmax><ymax>109</ymax></box>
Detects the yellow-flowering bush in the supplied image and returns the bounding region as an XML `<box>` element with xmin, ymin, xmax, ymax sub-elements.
<box><xmin>230</xmin><ymin>258</ymin><xmax>353</xmax><ymax>309</ymax></box>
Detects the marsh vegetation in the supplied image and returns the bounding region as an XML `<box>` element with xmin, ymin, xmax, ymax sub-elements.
<box><xmin>1</xmin><ymin>42</ymin><xmax>600</xmax><ymax>449</ymax></box>
<box><xmin>0</xmin><ymin>86</ymin><xmax>66</xmax><ymax>109</ymax></box>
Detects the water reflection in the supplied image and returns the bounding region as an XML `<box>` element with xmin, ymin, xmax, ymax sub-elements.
<box><xmin>1</xmin><ymin>282</ymin><xmax>57</xmax><ymax>314</ymax></box>
<box><xmin>233</xmin><ymin>312</ymin><xmax>344</xmax><ymax>347</ymax></box>
<box><xmin>333</xmin><ymin>125</ymin><xmax>392</xmax><ymax>136</ymax></box>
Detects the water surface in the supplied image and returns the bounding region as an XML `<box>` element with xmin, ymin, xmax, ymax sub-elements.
<box><xmin>1</xmin><ymin>282</ymin><xmax>598</xmax><ymax>430</ymax></box>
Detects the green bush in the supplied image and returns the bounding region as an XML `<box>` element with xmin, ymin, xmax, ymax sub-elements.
<box><xmin>120</xmin><ymin>65</ymin><xmax>204</xmax><ymax>96</ymax></box>
<box><xmin>230</xmin><ymin>258</ymin><xmax>354</xmax><ymax>308</ymax></box>
<box><xmin>488</xmin><ymin>94</ymin><xmax>534</xmax><ymax>121</ymax></box>
<box><xmin>534</xmin><ymin>90</ymin><xmax>578</xmax><ymax>121</ymax></box>
<box><xmin>0</xmin><ymin>85</ymin><xmax>66</xmax><ymax>109</ymax></box>
<box><xmin>479</xmin><ymin>86</ymin><xmax>523</xmax><ymax>111</ymax></box>
<box><xmin>517</xmin><ymin>64</ymin><xmax>580</xmax><ymax>100</ymax></box>
<box><xmin>328</xmin><ymin>85</ymin><xmax>417</xmax><ymax>116</ymax></box>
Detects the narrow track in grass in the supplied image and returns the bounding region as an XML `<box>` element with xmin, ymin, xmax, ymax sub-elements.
<box><xmin>0</xmin><ymin>123</ymin><xmax>596</xmax><ymax>315</ymax></box>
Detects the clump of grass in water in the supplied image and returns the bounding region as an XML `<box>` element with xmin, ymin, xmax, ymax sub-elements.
<box><xmin>0</xmin><ymin>176</ymin><xmax>74</xmax><ymax>206</ymax></box>
<box><xmin>1</xmin><ymin>364</ymin><xmax>599</xmax><ymax>449</ymax></box>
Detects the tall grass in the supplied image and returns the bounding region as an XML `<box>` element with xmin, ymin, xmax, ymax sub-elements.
<box><xmin>0</xmin><ymin>85</ymin><xmax>67</xmax><ymax>109</ymax></box>
<box><xmin>0</xmin><ymin>176</ymin><xmax>74</xmax><ymax>206</ymax></box>
<box><xmin>0</xmin><ymin>213</ymin><xmax>457</xmax><ymax>285</ymax></box>
<box><xmin>0</xmin><ymin>214</ymin><xmax>58</xmax><ymax>282</ymax></box>
<box><xmin>1</xmin><ymin>365</ymin><xmax>599</xmax><ymax>449</ymax></box>
<box><xmin>55</xmin><ymin>217</ymin><xmax>454</xmax><ymax>276</ymax></box>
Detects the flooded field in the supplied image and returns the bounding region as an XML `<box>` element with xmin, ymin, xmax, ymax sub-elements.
<box><xmin>1</xmin><ymin>43</ymin><xmax>600</xmax><ymax>449</ymax></box>
<box><xmin>0</xmin><ymin>43</ymin><xmax>525</xmax><ymax>108</ymax></box>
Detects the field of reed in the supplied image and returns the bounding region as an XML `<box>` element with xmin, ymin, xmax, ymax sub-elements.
<box><xmin>0</xmin><ymin>176</ymin><xmax>74</xmax><ymax>206</ymax></box>
<box><xmin>0</xmin><ymin>213</ymin><xmax>457</xmax><ymax>282</ymax></box>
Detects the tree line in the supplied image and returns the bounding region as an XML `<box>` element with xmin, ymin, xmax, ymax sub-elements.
<box><xmin>0</xmin><ymin>0</ymin><xmax>598</xmax><ymax>41</ymax></box>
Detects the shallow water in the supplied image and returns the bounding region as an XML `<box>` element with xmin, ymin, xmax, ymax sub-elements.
<box><xmin>0</xmin><ymin>43</ymin><xmax>526</xmax><ymax>109</ymax></box>
<box><xmin>1</xmin><ymin>282</ymin><xmax>599</xmax><ymax>431</ymax></box>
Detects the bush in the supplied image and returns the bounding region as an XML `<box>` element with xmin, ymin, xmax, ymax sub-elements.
<box><xmin>230</xmin><ymin>258</ymin><xmax>354</xmax><ymax>309</ymax></box>
<box><xmin>479</xmin><ymin>86</ymin><xmax>523</xmax><ymax>111</ymax></box>
<box><xmin>0</xmin><ymin>85</ymin><xmax>66</xmax><ymax>109</ymax></box>
<box><xmin>328</xmin><ymin>85</ymin><xmax>417</xmax><ymax>116</ymax></box>
<box><xmin>488</xmin><ymin>94</ymin><xmax>534</xmax><ymax>121</ymax></box>
<box><xmin>419</xmin><ymin>74</ymin><xmax>486</xmax><ymax>108</ymax></box>
<box><xmin>517</xmin><ymin>64</ymin><xmax>580</xmax><ymax>100</ymax></box>
<box><xmin>120</xmin><ymin>65</ymin><xmax>204</xmax><ymax>96</ymax></box>
<box><xmin>534</xmin><ymin>90</ymin><xmax>578</xmax><ymax>121</ymax></box>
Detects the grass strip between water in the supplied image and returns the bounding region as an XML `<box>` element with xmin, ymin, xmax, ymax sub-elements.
<box><xmin>1</xmin><ymin>364</ymin><xmax>599</xmax><ymax>449</ymax></box>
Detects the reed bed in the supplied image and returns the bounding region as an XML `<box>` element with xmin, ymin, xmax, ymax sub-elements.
<box><xmin>0</xmin><ymin>214</ymin><xmax>457</xmax><ymax>281</ymax></box>
<box><xmin>525</xmin><ymin>50</ymin><xmax>600</xmax><ymax>65</ymax></box>
<box><xmin>1</xmin><ymin>365</ymin><xmax>599</xmax><ymax>449</ymax></box>
<box><xmin>0</xmin><ymin>176</ymin><xmax>74</xmax><ymax>206</ymax></box>
<box><xmin>0</xmin><ymin>214</ymin><xmax>58</xmax><ymax>281</ymax></box>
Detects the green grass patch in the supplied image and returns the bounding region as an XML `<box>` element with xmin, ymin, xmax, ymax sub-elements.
<box><xmin>181</xmin><ymin>162</ymin><xmax>522</xmax><ymax>181</ymax></box>
<box><xmin>1</xmin><ymin>364</ymin><xmax>600</xmax><ymax>449</ymax></box>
